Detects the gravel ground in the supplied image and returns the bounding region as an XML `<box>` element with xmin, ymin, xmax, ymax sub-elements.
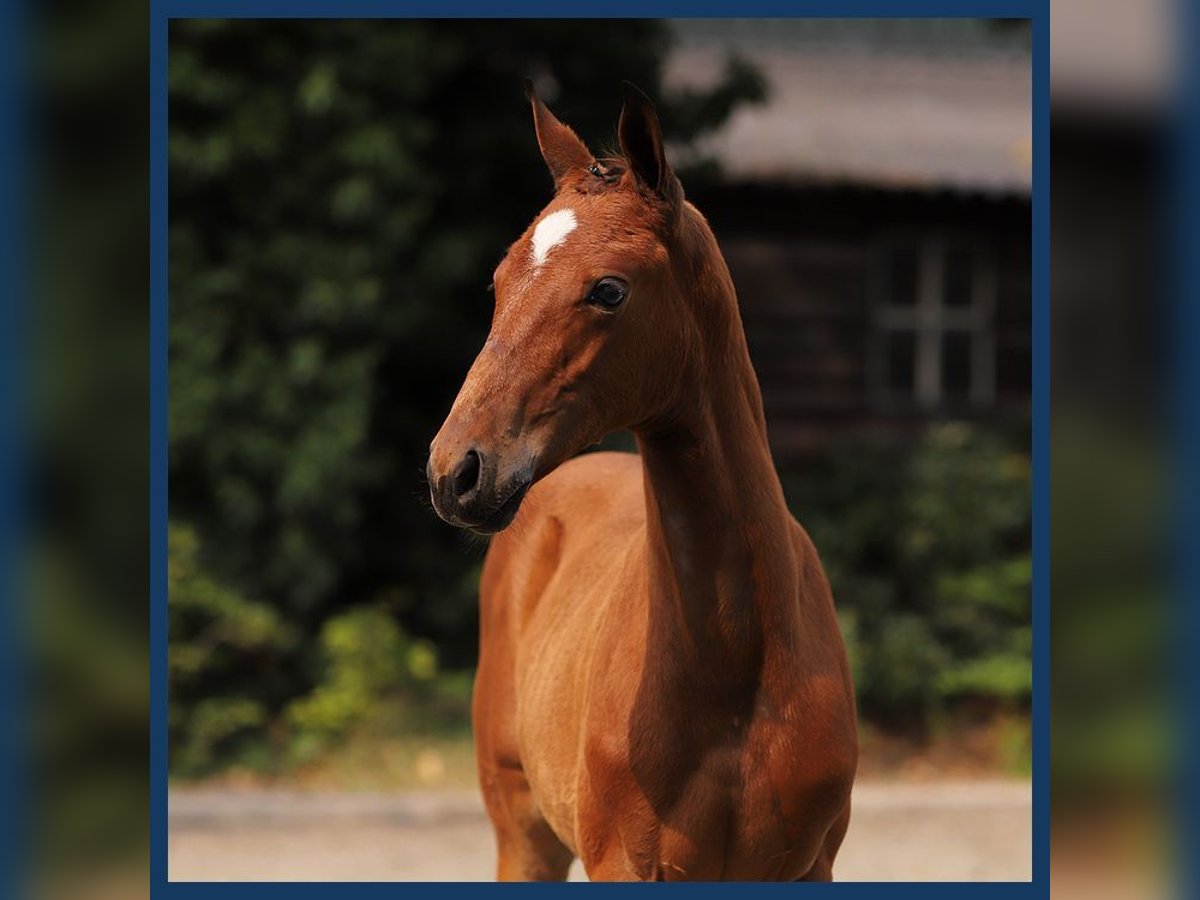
<box><xmin>168</xmin><ymin>780</ymin><xmax>1031</xmax><ymax>882</ymax></box>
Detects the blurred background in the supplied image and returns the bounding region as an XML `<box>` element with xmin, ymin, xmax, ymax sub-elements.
<box><xmin>16</xmin><ymin>2</ymin><xmax>1190</xmax><ymax>895</ymax></box>
<box><xmin>166</xmin><ymin>18</ymin><xmax>1032</xmax><ymax>881</ymax></box>
<box><xmin>1050</xmin><ymin>2</ymin><xmax>1175</xmax><ymax>899</ymax></box>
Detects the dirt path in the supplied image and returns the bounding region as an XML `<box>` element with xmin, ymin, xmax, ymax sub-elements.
<box><xmin>168</xmin><ymin>780</ymin><xmax>1031</xmax><ymax>882</ymax></box>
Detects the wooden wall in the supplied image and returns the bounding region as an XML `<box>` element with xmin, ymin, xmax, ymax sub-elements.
<box><xmin>693</xmin><ymin>182</ymin><xmax>1031</xmax><ymax>457</ymax></box>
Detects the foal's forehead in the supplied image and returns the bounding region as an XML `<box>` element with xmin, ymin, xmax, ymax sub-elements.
<box><xmin>529</xmin><ymin>208</ymin><xmax>578</xmax><ymax>268</ymax></box>
<box><xmin>503</xmin><ymin>191</ymin><xmax>660</xmax><ymax>282</ymax></box>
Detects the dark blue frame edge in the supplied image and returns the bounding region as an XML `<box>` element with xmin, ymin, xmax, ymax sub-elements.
<box><xmin>1</xmin><ymin>0</ymin><xmax>27</xmax><ymax>895</ymax></box>
<box><xmin>150</xmin><ymin>2</ymin><xmax>1051</xmax><ymax>896</ymax></box>
<box><xmin>1176</xmin><ymin>0</ymin><xmax>1200</xmax><ymax>895</ymax></box>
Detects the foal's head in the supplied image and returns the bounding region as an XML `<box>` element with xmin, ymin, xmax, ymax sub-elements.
<box><xmin>428</xmin><ymin>83</ymin><xmax>698</xmax><ymax>533</ymax></box>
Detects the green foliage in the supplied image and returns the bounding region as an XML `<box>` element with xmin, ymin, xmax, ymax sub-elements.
<box><xmin>287</xmin><ymin>607</ymin><xmax>438</xmax><ymax>741</ymax></box>
<box><xmin>168</xmin><ymin>20</ymin><xmax>1029</xmax><ymax>774</ymax></box>
<box><xmin>170</xmin><ymin>524</ymin><xmax>445</xmax><ymax>773</ymax></box>
<box><xmin>785</xmin><ymin>421</ymin><xmax>1031</xmax><ymax>726</ymax></box>
<box><xmin>169</xmin><ymin>524</ymin><xmax>296</xmax><ymax>775</ymax></box>
<box><xmin>167</xmin><ymin>20</ymin><xmax>765</xmax><ymax>775</ymax></box>
<box><xmin>168</xmin><ymin>19</ymin><xmax>763</xmax><ymax>668</ymax></box>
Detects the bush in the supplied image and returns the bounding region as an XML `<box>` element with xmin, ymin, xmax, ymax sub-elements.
<box><xmin>170</xmin><ymin>523</ymin><xmax>446</xmax><ymax>775</ymax></box>
<box><xmin>168</xmin><ymin>19</ymin><xmax>766</xmax><ymax>675</ymax></box>
<box><xmin>169</xmin><ymin>523</ymin><xmax>296</xmax><ymax>775</ymax></box>
<box><xmin>287</xmin><ymin>606</ymin><xmax>439</xmax><ymax>742</ymax></box>
<box><xmin>784</xmin><ymin>420</ymin><xmax>1031</xmax><ymax>727</ymax></box>
<box><xmin>166</xmin><ymin>20</ymin><xmax>767</xmax><ymax>777</ymax></box>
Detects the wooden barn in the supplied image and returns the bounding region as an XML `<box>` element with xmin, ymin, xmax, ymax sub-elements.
<box><xmin>668</xmin><ymin>19</ymin><xmax>1032</xmax><ymax>456</ymax></box>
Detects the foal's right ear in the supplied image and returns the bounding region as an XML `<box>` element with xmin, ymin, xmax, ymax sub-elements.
<box><xmin>525</xmin><ymin>79</ymin><xmax>593</xmax><ymax>189</ymax></box>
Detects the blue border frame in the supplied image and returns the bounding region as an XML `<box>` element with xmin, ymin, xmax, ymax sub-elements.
<box><xmin>151</xmin><ymin>2</ymin><xmax>1048</xmax><ymax>895</ymax></box>
<box><xmin>151</xmin><ymin>2</ymin><xmax>170</xmax><ymax>891</ymax></box>
<box><xmin>1177</xmin><ymin>0</ymin><xmax>1200</xmax><ymax>896</ymax></box>
<box><xmin>1028</xmin><ymin>5</ymin><xmax>1047</xmax><ymax>894</ymax></box>
<box><xmin>0</xmin><ymin>0</ymin><xmax>26</xmax><ymax>896</ymax></box>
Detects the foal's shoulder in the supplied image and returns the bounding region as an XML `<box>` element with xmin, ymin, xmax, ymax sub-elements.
<box><xmin>516</xmin><ymin>450</ymin><xmax>644</xmax><ymax>531</ymax></box>
<box><xmin>535</xmin><ymin>450</ymin><xmax>643</xmax><ymax>499</ymax></box>
<box><xmin>489</xmin><ymin>451</ymin><xmax>643</xmax><ymax>584</ymax></box>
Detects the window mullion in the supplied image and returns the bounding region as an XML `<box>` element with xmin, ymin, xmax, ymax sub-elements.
<box><xmin>972</xmin><ymin>246</ymin><xmax>998</xmax><ymax>406</ymax></box>
<box><xmin>915</xmin><ymin>240</ymin><xmax>944</xmax><ymax>409</ymax></box>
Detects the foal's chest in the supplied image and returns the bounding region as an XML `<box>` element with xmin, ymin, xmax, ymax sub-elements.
<box><xmin>578</xmin><ymin>704</ymin><xmax>851</xmax><ymax>881</ymax></box>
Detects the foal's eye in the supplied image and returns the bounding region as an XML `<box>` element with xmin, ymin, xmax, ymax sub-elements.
<box><xmin>586</xmin><ymin>277</ymin><xmax>628</xmax><ymax>311</ymax></box>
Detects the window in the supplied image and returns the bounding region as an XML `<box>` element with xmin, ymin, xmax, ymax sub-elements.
<box><xmin>870</xmin><ymin>237</ymin><xmax>996</xmax><ymax>411</ymax></box>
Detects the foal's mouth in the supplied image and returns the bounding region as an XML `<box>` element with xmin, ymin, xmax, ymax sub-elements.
<box><xmin>466</xmin><ymin>481</ymin><xmax>531</xmax><ymax>535</ymax></box>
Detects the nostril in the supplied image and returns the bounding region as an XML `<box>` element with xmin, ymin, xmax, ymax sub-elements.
<box><xmin>452</xmin><ymin>449</ymin><xmax>482</xmax><ymax>499</ymax></box>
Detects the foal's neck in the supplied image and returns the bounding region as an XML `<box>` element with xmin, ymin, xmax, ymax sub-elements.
<box><xmin>634</xmin><ymin>212</ymin><xmax>800</xmax><ymax>680</ymax></box>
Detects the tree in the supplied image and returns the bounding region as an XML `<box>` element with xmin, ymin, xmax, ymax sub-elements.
<box><xmin>168</xmin><ymin>20</ymin><xmax>766</xmax><ymax>768</ymax></box>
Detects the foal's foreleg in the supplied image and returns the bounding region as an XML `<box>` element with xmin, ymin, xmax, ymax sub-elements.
<box><xmin>795</xmin><ymin>803</ymin><xmax>852</xmax><ymax>882</ymax></box>
<box><xmin>481</xmin><ymin>765</ymin><xmax>574</xmax><ymax>881</ymax></box>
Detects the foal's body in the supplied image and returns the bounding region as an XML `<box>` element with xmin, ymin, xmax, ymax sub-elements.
<box><xmin>478</xmin><ymin>453</ymin><xmax>855</xmax><ymax>881</ymax></box>
<box><xmin>428</xmin><ymin>84</ymin><xmax>856</xmax><ymax>881</ymax></box>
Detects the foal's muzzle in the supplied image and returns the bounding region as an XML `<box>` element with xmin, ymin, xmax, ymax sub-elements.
<box><xmin>427</xmin><ymin>444</ymin><xmax>531</xmax><ymax>535</ymax></box>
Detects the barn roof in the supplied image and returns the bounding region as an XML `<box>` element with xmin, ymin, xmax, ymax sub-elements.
<box><xmin>665</xmin><ymin>20</ymin><xmax>1032</xmax><ymax>197</ymax></box>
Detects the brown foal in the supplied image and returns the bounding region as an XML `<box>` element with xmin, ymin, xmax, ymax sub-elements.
<box><xmin>427</xmin><ymin>83</ymin><xmax>857</xmax><ymax>882</ymax></box>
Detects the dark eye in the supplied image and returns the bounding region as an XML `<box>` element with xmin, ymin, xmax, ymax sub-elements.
<box><xmin>587</xmin><ymin>277</ymin><xmax>628</xmax><ymax>311</ymax></box>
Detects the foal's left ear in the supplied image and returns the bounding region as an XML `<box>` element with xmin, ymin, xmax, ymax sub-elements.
<box><xmin>525</xmin><ymin>79</ymin><xmax>594</xmax><ymax>188</ymax></box>
<box><xmin>618</xmin><ymin>82</ymin><xmax>682</xmax><ymax>211</ymax></box>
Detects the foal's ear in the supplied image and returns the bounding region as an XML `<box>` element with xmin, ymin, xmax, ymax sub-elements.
<box><xmin>525</xmin><ymin>79</ymin><xmax>593</xmax><ymax>188</ymax></box>
<box><xmin>618</xmin><ymin>82</ymin><xmax>681</xmax><ymax>209</ymax></box>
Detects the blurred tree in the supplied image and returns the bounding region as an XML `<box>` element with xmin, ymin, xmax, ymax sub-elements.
<box><xmin>168</xmin><ymin>19</ymin><xmax>765</xmax><ymax>769</ymax></box>
<box><xmin>169</xmin><ymin>21</ymin><xmax>1029</xmax><ymax>772</ymax></box>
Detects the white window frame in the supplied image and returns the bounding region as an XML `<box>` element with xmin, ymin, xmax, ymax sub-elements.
<box><xmin>869</xmin><ymin>235</ymin><xmax>997</xmax><ymax>411</ymax></box>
